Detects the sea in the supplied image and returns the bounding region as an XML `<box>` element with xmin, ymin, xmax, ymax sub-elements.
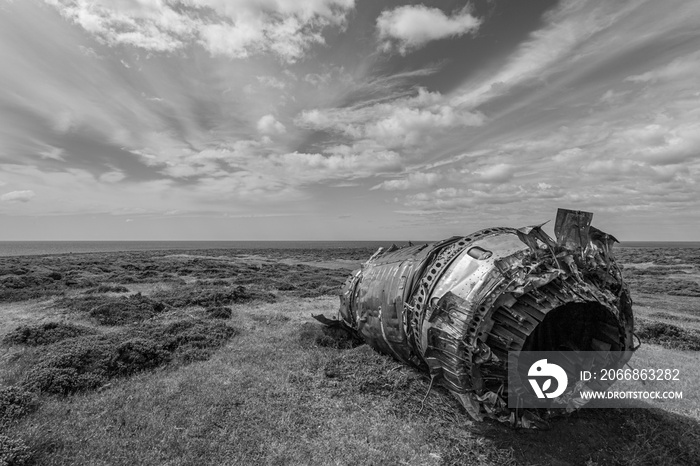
<box><xmin>0</xmin><ymin>240</ymin><xmax>699</xmax><ymax>257</ymax></box>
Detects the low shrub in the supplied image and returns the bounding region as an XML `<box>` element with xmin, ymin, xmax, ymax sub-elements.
<box><xmin>636</xmin><ymin>320</ymin><xmax>700</xmax><ymax>351</ymax></box>
<box><xmin>0</xmin><ymin>387</ymin><xmax>36</xmax><ymax>426</ymax></box>
<box><xmin>206</xmin><ymin>307</ymin><xmax>232</xmax><ymax>319</ymax></box>
<box><xmin>21</xmin><ymin>319</ymin><xmax>237</xmax><ymax>395</ymax></box>
<box><xmin>66</xmin><ymin>293</ymin><xmax>167</xmax><ymax>325</ymax></box>
<box><xmin>3</xmin><ymin>322</ymin><xmax>95</xmax><ymax>347</ymax></box>
<box><xmin>154</xmin><ymin>285</ymin><xmax>275</xmax><ymax>308</ymax></box>
<box><xmin>297</xmin><ymin>322</ymin><xmax>363</xmax><ymax>350</ymax></box>
<box><xmin>0</xmin><ymin>434</ymin><xmax>30</xmax><ymax>466</ymax></box>
<box><xmin>315</xmin><ymin>325</ymin><xmax>363</xmax><ymax>349</ymax></box>
<box><xmin>144</xmin><ymin>319</ymin><xmax>238</xmax><ymax>364</ymax></box>
<box><xmin>83</xmin><ymin>284</ymin><xmax>129</xmax><ymax>294</ymax></box>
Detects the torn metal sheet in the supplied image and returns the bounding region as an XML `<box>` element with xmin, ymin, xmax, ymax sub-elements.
<box><xmin>315</xmin><ymin>208</ymin><xmax>636</xmax><ymax>427</ymax></box>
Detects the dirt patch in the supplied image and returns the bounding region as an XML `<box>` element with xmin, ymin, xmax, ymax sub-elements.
<box><xmin>3</xmin><ymin>322</ymin><xmax>95</xmax><ymax>347</ymax></box>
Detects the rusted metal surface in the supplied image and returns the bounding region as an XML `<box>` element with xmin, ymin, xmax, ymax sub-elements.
<box><xmin>316</xmin><ymin>208</ymin><xmax>635</xmax><ymax>427</ymax></box>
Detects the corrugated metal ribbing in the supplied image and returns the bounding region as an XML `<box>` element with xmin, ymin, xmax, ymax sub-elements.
<box><xmin>352</xmin><ymin>244</ymin><xmax>434</xmax><ymax>363</ymax></box>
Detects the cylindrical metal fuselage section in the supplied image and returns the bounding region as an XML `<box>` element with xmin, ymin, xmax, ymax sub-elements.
<box><xmin>336</xmin><ymin>210</ymin><xmax>635</xmax><ymax>423</ymax></box>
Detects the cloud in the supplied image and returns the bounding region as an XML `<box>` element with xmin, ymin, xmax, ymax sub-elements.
<box><xmin>450</xmin><ymin>0</ymin><xmax>642</xmax><ymax>108</ymax></box>
<box><xmin>371</xmin><ymin>172</ymin><xmax>442</xmax><ymax>191</ymax></box>
<box><xmin>99</xmin><ymin>171</ymin><xmax>126</xmax><ymax>183</ymax></box>
<box><xmin>1</xmin><ymin>190</ymin><xmax>36</xmax><ymax>203</ymax></box>
<box><xmin>257</xmin><ymin>76</ymin><xmax>287</xmax><ymax>89</ymax></box>
<box><xmin>473</xmin><ymin>163</ymin><xmax>516</xmax><ymax>183</ymax></box>
<box><xmin>257</xmin><ymin>114</ymin><xmax>286</xmax><ymax>135</ymax></box>
<box><xmin>297</xmin><ymin>88</ymin><xmax>484</xmax><ymax>149</ymax></box>
<box><xmin>45</xmin><ymin>0</ymin><xmax>356</xmax><ymax>62</ymax></box>
<box><xmin>377</xmin><ymin>5</ymin><xmax>481</xmax><ymax>54</ymax></box>
<box><xmin>625</xmin><ymin>51</ymin><xmax>700</xmax><ymax>83</ymax></box>
<box><xmin>264</xmin><ymin>143</ymin><xmax>403</xmax><ymax>183</ymax></box>
<box><xmin>38</xmin><ymin>145</ymin><xmax>66</xmax><ymax>161</ymax></box>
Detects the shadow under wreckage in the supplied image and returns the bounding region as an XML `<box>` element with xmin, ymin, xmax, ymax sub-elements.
<box><xmin>315</xmin><ymin>209</ymin><xmax>636</xmax><ymax>428</ymax></box>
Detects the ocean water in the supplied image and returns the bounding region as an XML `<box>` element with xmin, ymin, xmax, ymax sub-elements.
<box><xmin>0</xmin><ymin>240</ymin><xmax>698</xmax><ymax>257</ymax></box>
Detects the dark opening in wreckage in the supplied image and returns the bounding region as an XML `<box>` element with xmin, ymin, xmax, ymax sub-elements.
<box><xmin>314</xmin><ymin>209</ymin><xmax>636</xmax><ymax>427</ymax></box>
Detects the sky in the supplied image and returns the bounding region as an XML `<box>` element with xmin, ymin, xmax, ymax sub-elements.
<box><xmin>1</xmin><ymin>0</ymin><xmax>699</xmax><ymax>241</ymax></box>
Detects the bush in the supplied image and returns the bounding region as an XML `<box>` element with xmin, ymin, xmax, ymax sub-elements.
<box><xmin>297</xmin><ymin>322</ymin><xmax>363</xmax><ymax>350</ymax></box>
<box><xmin>3</xmin><ymin>322</ymin><xmax>95</xmax><ymax>347</ymax></box>
<box><xmin>109</xmin><ymin>338</ymin><xmax>170</xmax><ymax>377</ymax></box>
<box><xmin>315</xmin><ymin>325</ymin><xmax>363</xmax><ymax>349</ymax></box>
<box><xmin>22</xmin><ymin>335</ymin><xmax>118</xmax><ymax>394</ymax></box>
<box><xmin>21</xmin><ymin>319</ymin><xmax>238</xmax><ymax>395</ymax></box>
<box><xmin>0</xmin><ymin>387</ymin><xmax>36</xmax><ymax>426</ymax></box>
<box><xmin>83</xmin><ymin>284</ymin><xmax>129</xmax><ymax>294</ymax></box>
<box><xmin>0</xmin><ymin>276</ymin><xmax>26</xmax><ymax>289</ymax></box>
<box><xmin>85</xmin><ymin>294</ymin><xmax>166</xmax><ymax>325</ymax></box>
<box><xmin>0</xmin><ymin>434</ymin><xmax>30</xmax><ymax>466</ymax></box>
<box><xmin>206</xmin><ymin>307</ymin><xmax>232</xmax><ymax>319</ymax></box>
<box><xmin>145</xmin><ymin>319</ymin><xmax>238</xmax><ymax>364</ymax></box>
<box><xmin>154</xmin><ymin>285</ymin><xmax>275</xmax><ymax>308</ymax></box>
<box><xmin>637</xmin><ymin>320</ymin><xmax>700</xmax><ymax>351</ymax></box>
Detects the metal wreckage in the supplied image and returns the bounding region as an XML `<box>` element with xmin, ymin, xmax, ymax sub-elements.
<box><xmin>315</xmin><ymin>209</ymin><xmax>637</xmax><ymax>428</ymax></box>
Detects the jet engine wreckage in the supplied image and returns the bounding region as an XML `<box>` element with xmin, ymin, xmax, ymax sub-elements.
<box><xmin>315</xmin><ymin>209</ymin><xmax>636</xmax><ymax>427</ymax></box>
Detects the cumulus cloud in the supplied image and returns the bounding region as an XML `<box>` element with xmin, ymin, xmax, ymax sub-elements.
<box><xmin>257</xmin><ymin>114</ymin><xmax>286</xmax><ymax>135</ymax></box>
<box><xmin>377</xmin><ymin>5</ymin><xmax>481</xmax><ymax>54</ymax></box>
<box><xmin>99</xmin><ymin>171</ymin><xmax>126</xmax><ymax>183</ymax></box>
<box><xmin>297</xmin><ymin>88</ymin><xmax>484</xmax><ymax>149</ymax></box>
<box><xmin>1</xmin><ymin>190</ymin><xmax>36</xmax><ymax>202</ymax></box>
<box><xmin>371</xmin><ymin>171</ymin><xmax>442</xmax><ymax>191</ymax></box>
<box><xmin>44</xmin><ymin>0</ymin><xmax>356</xmax><ymax>62</ymax></box>
<box><xmin>39</xmin><ymin>146</ymin><xmax>66</xmax><ymax>161</ymax></box>
<box><xmin>473</xmin><ymin>163</ymin><xmax>516</xmax><ymax>183</ymax></box>
<box><xmin>264</xmin><ymin>143</ymin><xmax>403</xmax><ymax>183</ymax></box>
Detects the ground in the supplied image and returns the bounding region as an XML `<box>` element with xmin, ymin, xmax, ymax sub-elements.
<box><xmin>1</xmin><ymin>246</ymin><xmax>699</xmax><ymax>466</ymax></box>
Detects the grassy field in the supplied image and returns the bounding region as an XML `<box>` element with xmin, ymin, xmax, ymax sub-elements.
<box><xmin>1</xmin><ymin>247</ymin><xmax>700</xmax><ymax>466</ymax></box>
